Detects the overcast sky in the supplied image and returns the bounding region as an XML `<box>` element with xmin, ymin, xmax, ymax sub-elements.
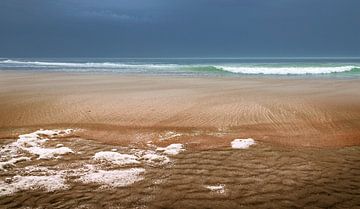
<box><xmin>0</xmin><ymin>0</ymin><xmax>359</xmax><ymax>57</ymax></box>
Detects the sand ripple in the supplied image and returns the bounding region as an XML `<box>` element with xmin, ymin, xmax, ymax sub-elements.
<box><xmin>0</xmin><ymin>131</ymin><xmax>359</xmax><ymax>209</ymax></box>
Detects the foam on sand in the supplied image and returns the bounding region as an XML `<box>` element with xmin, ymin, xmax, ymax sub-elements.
<box><xmin>205</xmin><ymin>184</ymin><xmax>225</xmax><ymax>194</ymax></box>
<box><xmin>156</xmin><ymin>144</ymin><xmax>185</xmax><ymax>155</ymax></box>
<box><xmin>0</xmin><ymin>129</ymin><xmax>186</xmax><ymax>194</ymax></box>
<box><xmin>93</xmin><ymin>151</ymin><xmax>140</xmax><ymax>165</ymax></box>
<box><xmin>23</xmin><ymin>166</ymin><xmax>58</xmax><ymax>176</ymax></box>
<box><xmin>0</xmin><ymin>157</ymin><xmax>31</xmax><ymax>171</ymax></box>
<box><xmin>231</xmin><ymin>138</ymin><xmax>256</xmax><ymax>149</ymax></box>
<box><xmin>16</xmin><ymin>129</ymin><xmax>73</xmax><ymax>146</ymax></box>
<box><xmin>12</xmin><ymin>129</ymin><xmax>74</xmax><ymax>159</ymax></box>
<box><xmin>141</xmin><ymin>151</ymin><xmax>170</xmax><ymax>165</ymax></box>
<box><xmin>0</xmin><ymin>129</ymin><xmax>74</xmax><ymax>171</ymax></box>
<box><xmin>0</xmin><ymin>175</ymin><xmax>67</xmax><ymax>196</ymax></box>
<box><xmin>25</xmin><ymin>146</ymin><xmax>74</xmax><ymax>160</ymax></box>
<box><xmin>79</xmin><ymin>168</ymin><xmax>145</xmax><ymax>187</ymax></box>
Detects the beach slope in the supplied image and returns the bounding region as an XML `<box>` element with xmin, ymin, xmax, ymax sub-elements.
<box><xmin>0</xmin><ymin>71</ymin><xmax>359</xmax><ymax>148</ymax></box>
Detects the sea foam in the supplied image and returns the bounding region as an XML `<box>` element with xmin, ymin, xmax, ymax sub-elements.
<box><xmin>205</xmin><ymin>184</ymin><xmax>225</xmax><ymax>194</ymax></box>
<box><xmin>93</xmin><ymin>151</ymin><xmax>140</xmax><ymax>165</ymax></box>
<box><xmin>215</xmin><ymin>65</ymin><xmax>356</xmax><ymax>75</ymax></box>
<box><xmin>12</xmin><ymin>129</ymin><xmax>74</xmax><ymax>159</ymax></box>
<box><xmin>141</xmin><ymin>151</ymin><xmax>170</xmax><ymax>165</ymax></box>
<box><xmin>79</xmin><ymin>168</ymin><xmax>145</xmax><ymax>187</ymax></box>
<box><xmin>0</xmin><ymin>129</ymin><xmax>74</xmax><ymax>170</ymax></box>
<box><xmin>0</xmin><ymin>175</ymin><xmax>67</xmax><ymax>196</ymax></box>
<box><xmin>231</xmin><ymin>138</ymin><xmax>256</xmax><ymax>149</ymax></box>
<box><xmin>0</xmin><ymin>157</ymin><xmax>31</xmax><ymax>171</ymax></box>
<box><xmin>156</xmin><ymin>144</ymin><xmax>185</xmax><ymax>155</ymax></box>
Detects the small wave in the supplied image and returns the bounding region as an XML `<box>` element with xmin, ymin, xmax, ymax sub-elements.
<box><xmin>213</xmin><ymin>65</ymin><xmax>359</xmax><ymax>75</ymax></box>
<box><xmin>0</xmin><ymin>59</ymin><xmax>178</xmax><ymax>69</ymax></box>
<box><xmin>1</xmin><ymin>59</ymin><xmax>359</xmax><ymax>75</ymax></box>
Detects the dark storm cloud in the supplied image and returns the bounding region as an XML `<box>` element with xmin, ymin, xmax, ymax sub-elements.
<box><xmin>0</xmin><ymin>0</ymin><xmax>359</xmax><ymax>57</ymax></box>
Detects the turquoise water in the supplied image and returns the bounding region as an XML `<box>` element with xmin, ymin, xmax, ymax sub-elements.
<box><xmin>1</xmin><ymin>58</ymin><xmax>360</xmax><ymax>78</ymax></box>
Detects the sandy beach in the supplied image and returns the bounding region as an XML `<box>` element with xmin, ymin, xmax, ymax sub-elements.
<box><xmin>0</xmin><ymin>72</ymin><xmax>360</xmax><ymax>147</ymax></box>
<box><xmin>1</xmin><ymin>71</ymin><xmax>360</xmax><ymax>208</ymax></box>
<box><xmin>0</xmin><ymin>71</ymin><xmax>359</xmax><ymax>148</ymax></box>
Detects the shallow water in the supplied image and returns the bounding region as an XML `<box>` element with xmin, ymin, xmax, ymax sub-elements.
<box><xmin>0</xmin><ymin>131</ymin><xmax>360</xmax><ymax>209</ymax></box>
<box><xmin>1</xmin><ymin>58</ymin><xmax>360</xmax><ymax>78</ymax></box>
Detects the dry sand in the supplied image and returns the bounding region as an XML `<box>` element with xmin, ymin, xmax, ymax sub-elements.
<box><xmin>0</xmin><ymin>70</ymin><xmax>359</xmax><ymax>148</ymax></box>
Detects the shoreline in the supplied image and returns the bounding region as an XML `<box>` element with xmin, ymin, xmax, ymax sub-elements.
<box><xmin>1</xmin><ymin>68</ymin><xmax>359</xmax><ymax>80</ymax></box>
<box><xmin>1</xmin><ymin>70</ymin><xmax>359</xmax><ymax>149</ymax></box>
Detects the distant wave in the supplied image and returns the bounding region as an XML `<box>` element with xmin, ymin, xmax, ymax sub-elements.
<box><xmin>1</xmin><ymin>59</ymin><xmax>359</xmax><ymax>75</ymax></box>
<box><xmin>0</xmin><ymin>59</ymin><xmax>177</xmax><ymax>68</ymax></box>
<box><xmin>213</xmin><ymin>65</ymin><xmax>359</xmax><ymax>75</ymax></box>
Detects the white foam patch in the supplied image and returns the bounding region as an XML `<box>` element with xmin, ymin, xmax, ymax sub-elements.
<box><xmin>0</xmin><ymin>175</ymin><xmax>67</xmax><ymax>196</ymax></box>
<box><xmin>79</xmin><ymin>168</ymin><xmax>145</xmax><ymax>187</ymax></box>
<box><xmin>156</xmin><ymin>143</ymin><xmax>185</xmax><ymax>155</ymax></box>
<box><xmin>141</xmin><ymin>151</ymin><xmax>170</xmax><ymax>165</ymax></box>
<box><xmin>231</xmin><ymin>138</ymin><xmax>256</xmax><ymax>149</ymax></box>
<box><xmin>0</xmin><ymin>144</ymin><xmax>19</xmax><ymax>158</ymax></box>
<box><xmin>0</xmin><ymin>157</ymin><xmax>31</xmax><ymax>171</ymax></box>
<box><xmin>23</xmin><ymin>166</ymin><xmax>58</xmax><ymax>176</ymax></box>
<box><xmin>93</xmin><ymin>151</ymin><xmax>140</xmax><ymax>165</ymax></box>
<box><xmin>25</xmin><ymin>146</ymin><xmax>74</xmax><ymax>160</ymax></box>
<box><xmin>8</xmin><ymin>129</ymin><xmax>74</xmax><ymax>160</ymax></box>
<box><xmin>205</xmin><ymin>184</ymin><xmax>225</xmax><ymax>194</ymax></box>
<box><xmin>15</xmin><ymin>129</ymin><xmax>73</xmax><ymax>148</ymax></box>
<box><xmin>0</xmin><ymin>129</ymin><xmax>192</xmax><ymax>193</ymax></box>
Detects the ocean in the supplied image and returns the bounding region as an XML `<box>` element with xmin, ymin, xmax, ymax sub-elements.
<box><xmin>1</xmin><ymin>58</ymin><xmax>360</xmax><ymax>77</ymax></box>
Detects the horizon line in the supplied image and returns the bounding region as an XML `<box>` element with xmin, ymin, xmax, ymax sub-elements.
<box><xmin>1</xmin><ymin>56</ymin><xmax>360</xmax><ymax>60</ymax></box>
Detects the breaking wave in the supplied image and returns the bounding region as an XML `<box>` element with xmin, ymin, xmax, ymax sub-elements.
<box><xmin>213</xmin><ymin>65</ymin><xmax>359</xmax><ymax>75</ymax></box>
<box><xmin>1</xmin><ymin>59</ymin><xmax>359</xmax><ymax>75</ymax></box>
<box><xmin>0</xmin><ymin>59</ymin><xmax>177</xmax><ymax>69</ymax></box>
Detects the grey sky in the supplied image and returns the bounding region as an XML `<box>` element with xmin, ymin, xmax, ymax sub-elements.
<box><xmin>0</xmin><ymin>0</ymin><xmax>359</xmax><ymax>57</ymax></box>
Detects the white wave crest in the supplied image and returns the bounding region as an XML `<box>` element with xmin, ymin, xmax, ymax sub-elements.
<box><xmin>1</xmin><ymin>59</ymin><xmax>358</xmax><ymax>75</ymax></box>
<box><xmin>0</xmin><ymin>59</ymin><xmax>177</xmax><ymax>69</ymax></box>
<box><xmin>215</xmin><ymin>65</ymin><xmax>356</xmax><ymax>75</ymax></box>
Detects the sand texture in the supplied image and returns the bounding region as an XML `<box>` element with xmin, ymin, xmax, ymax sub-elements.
<box><xmin>1</xmin><ymin>71</ymin><xmax>359</xmax><ymax>148</ymax></box>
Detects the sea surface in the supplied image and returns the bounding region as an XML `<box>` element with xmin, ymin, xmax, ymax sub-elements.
<box><xmin>1</xmin><ymin>58</ymin><xmax>360</xmax><ymax>78</ymax></box>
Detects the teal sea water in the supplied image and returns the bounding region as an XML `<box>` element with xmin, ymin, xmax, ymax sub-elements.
<box><xmin>1</xmin><ymin>58</ymin><xmax>360</xmax><ymax>78</ymax></box>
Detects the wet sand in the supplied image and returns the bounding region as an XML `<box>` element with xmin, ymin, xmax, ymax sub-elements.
<box><xmin>0</xmin><ymin>133</ymin><xmax>359</xmax><ymax>209</ymax></box>
<box><xmin>0</xmin><ymin>71</ymin><xmax>359</xmax><ymax>148</ymax></box>
<box><xmin>0</xmin><ymin>71</ymin><xmax>360</xmax><ymax>209</ymax></box>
